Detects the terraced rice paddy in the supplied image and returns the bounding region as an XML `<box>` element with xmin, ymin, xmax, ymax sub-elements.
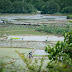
<box><xmin>0</xmin><ymin>14</ymin><xmax>70</xmax><ymax>71</ymax></box>
<box><xmin>0</xmin><ymin>48</ymin><xmax>33</xmax><ymax>68</ymax></box>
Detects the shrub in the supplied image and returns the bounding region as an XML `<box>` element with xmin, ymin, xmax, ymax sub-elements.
<box><xmin>35</xmin><ymin>25</ymin><xmax>70</xmax><ymax>35</ymax></box>
<box><xmin>62</xmin><ymin>6</ymin><xmax>72</xmax><ymax>14</ymax></box>
<box><xmin>67</xmin><ymin>15</ymin><xmax>72</xmax><ymax>19</ymax></box>
<box><xmin>70</xmin><ymin>20</ymin><xmax>72</xmax><ymax>22</ymax></box>
<box><xmin>45</xmin><ymin>32</ymin><xmax>72</xmax><ymax>72</ymax></box>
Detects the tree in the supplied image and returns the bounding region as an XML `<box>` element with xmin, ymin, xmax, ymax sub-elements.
<box><xmin>32</xmin><ymin>0</ymin><xmax>45</xmax><ymax>11</ymax></box>
<box><xmin>62</xmin><ymin>6</ymin><xmax>72</xmax><ymax>13</ymax></box>
<box><xmin>0</xmin><ymin>0</ymin><xmax>72</xmax><ymax>14</ymax></box>
<box><xmin>0</xmin><ymin>0</ymin><xmax>12</xmax><ymax>13</ymax></box>
<box><xmin>45</xmin><ymin>32</ymin><xmax>72</xmax><ymax>72</ymax></box>
<box><xmin>11</xmin><ymin>1</ymin><xmax>24</xmax><ymax>13</ymax></box>
<box><xmin>41</xmin><ymin>1</ymin><xmax>60</xmax><ymax>14</ymax></box>
<box><xmin>25</xmin><ymin>3</ymin><xmax>37</xmax><ymax>13</ymax></box>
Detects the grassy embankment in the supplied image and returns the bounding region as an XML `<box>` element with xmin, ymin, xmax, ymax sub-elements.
<box><xmin>0</xmin><ymin>25</ymin><xmax>48</xmax><ymax>37</ymax></box>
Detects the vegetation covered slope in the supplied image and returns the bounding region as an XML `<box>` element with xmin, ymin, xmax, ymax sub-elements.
<box><xmin>0</xmin><ymin>0</ymin><xmax>72</xmax><ymax>14</ymax></box>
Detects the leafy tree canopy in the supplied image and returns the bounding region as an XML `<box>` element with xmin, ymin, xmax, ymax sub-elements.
<box><xmin>0</xmin><ymin>0</ymin><xmax>72</xmax><ymax>14</ymax></box>
<box><xmin>45</xmin><ymin>32</ymin><xmax>72</xmax><ymax>72</ymax></box>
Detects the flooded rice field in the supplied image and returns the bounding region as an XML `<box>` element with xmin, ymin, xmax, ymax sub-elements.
<box><xmin>0</xmin><ymin>14</ymin><xmax>67</xmax><ymax>24</ymax></box>
<box><xmin>8</xmin><ymin>35</ymin><xmax>64</xmax><ymax>41</ymax></box>
<box><xmin>0</xmin><ymin>14</ymin><xmax>65</xmax><ymax>49</ymax></box>
<box><xmin>0</xmin><ymin>14</ymin><xmax>67</xmax><ymax>20</ymax></box>
<box><xmin>0</xmin><ymin>35</ymin><xmax>64</xmax><ymax>49</ymax></box>
<box><xmin>0</xmin><ymin>40</ymin><xmax>47</xmax><ymax>49</ymax></box>
<box><xmin>33</xmin><ymin>49</ymin><xmax>49</xmax><ymax>55</ymax></box>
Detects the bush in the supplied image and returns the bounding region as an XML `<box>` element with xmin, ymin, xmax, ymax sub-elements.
<box><xmin>67</xmin><ymin>15</ymin><xmax>72</xmax><ymax>19</ymax></box>
<box><xmin>45</xmin><ymin>32</ymin><xmax>72</xmax><ymax>72</ymax></box>
<box><xmin>62</xmin><ymin>6</ymin><xmax>72</xmax><ymax>14</ymax></box>
<box><xmin>70</xmin><ymin>20</ymin><xmax>72</xmax><ymax>22</ymax></box>
<box><xmin>35</xmin><ymin>25</ymin><xmax>70</xmax><ymax>35</ymax></box>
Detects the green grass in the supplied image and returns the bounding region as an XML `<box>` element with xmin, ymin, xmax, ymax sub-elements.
<box><xmin>70</xmin><ymin>20</ymin><xmax>72</xmax><ymax>22</ymax></box>
<box><xmin>0</xmin><ymin>25</ymin><xmax>48</xmax><ymax>36</ymax></box>
<box><xmin>0</xmin><ymin>25</ymin><xmax>34</xmax><ymax>31</ymax></box>
<box><xmin>0</xmin><ymin>30</ymin><xmax>48</xmax><ymax>35</ymax></box>
<box><xmin>33</xmin><ymin>55</ymin><xmax>48</xmax><ymax>57</ymax></box>
<box><xmin>10</xmin><ymin>38</ymin><xmax>20</xmax><ymax>39</ymax></box>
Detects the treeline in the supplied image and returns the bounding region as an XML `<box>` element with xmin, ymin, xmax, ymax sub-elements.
<box><xmin>0</xmin><ymin>0</ymin><xmax>72</xmax><ymax>14</ymax></box>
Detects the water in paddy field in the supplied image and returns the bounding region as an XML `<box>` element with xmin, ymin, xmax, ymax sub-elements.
<box><xmin>0</xmin><ymin>35</ymin><xmax>64</xmax><ymax>49</ymax></box>
<box><xmin>33</xmin><ymin>49</ymin><xmax>49</xmax><ymax>55</ymax></box>
<box><xmin>0</xmin><ymin>14</ymin><xmax>67</xmax><ymax>24</ymax></box>
<box><xmin>13</xmin><ymin>14</ymin><xmax>67</xmax><ymax>20</ymax></box>
<box><xmin>7</xmin><ymin>35</ymin><xmax>64</xmax><ymax>41</ymax></box>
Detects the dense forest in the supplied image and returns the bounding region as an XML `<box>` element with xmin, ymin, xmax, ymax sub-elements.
<box><xmin>0</xmin><ymin>0</ymin><xmax>72</xmax><ymax>14</ymax></box>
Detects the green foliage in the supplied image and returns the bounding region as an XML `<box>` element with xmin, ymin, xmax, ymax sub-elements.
<box><xmin>32</xmin><ymin>0</ymin><xmax>45</xmax><ymax>11</ymax></box>
<box><xmin>45</xmin><ymin>31</ymin><xmax>72</xmax><ymax>72</ymax></box>
<box><xmin>35</xmin><ymin>25</ymin><xmax>71</xmax><ymax>35</ymax></box>
<box><xmin>15</xmin><ymin>50</ymin><xmax>46</xmax><ymax>72</ymax></box>
<box><xmin>10</xmin><ymin>1</ymin><xmax>37</xmax><ymax>13</ymax></box>
<box><xmin>0</xmin><ymin>0</ymin><xmax>72</xmax><ymax>14</ymax></box>
<box><xmin>66</xmin><ymin>23</ymin><xmax>71</xmax><ymax>31</ymax></box>
<box><xmin>0</xmin><ymin>32</ymin><xmax>72</xmax><ymax>72</ymax></box>
<box><xmin>41</xmin><ymin>1</ymin><xmax>60</xmax><ymax>14</ymax></box>
<box><xmin>0</xmin><ymin>0</ymin><xmax>37</xmax><ymax>13</ymax></box>
<box><xmin>67</xmin><ymin>15</ymin><xmax>72</xmax><ymax>19</ymax></box>
<box><xmin>0</xmin><ymin>0</ymin><xmax>12</xmax><ymax>13</ymax></box>
<box><xmin>62</xmin><ymin>6</ymin><xmax>72</xmax><ymax>13</ymax></box>
<box><xmin>10</xmin><ymin>38</ymin><xmax>20</xmax><ymax>39</ymax></box>
<box><xmin>11</xmin><ymin>1</ymin><xmax>23</xmax><ymax>13</ymax></box>
<box><xmin>70</xmin><ymin>20</ymin><xmax>72</xmax><ymax>22</ymax></box>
